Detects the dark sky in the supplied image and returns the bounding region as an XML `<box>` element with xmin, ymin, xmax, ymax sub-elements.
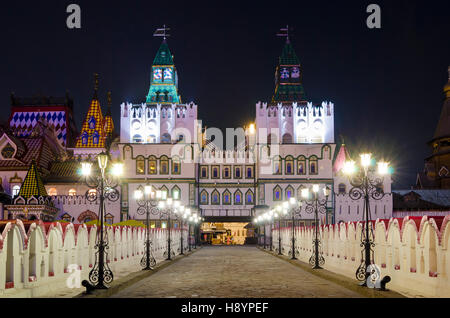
<box><xmin>1</xmin><ymin>0</ymin><xmax>449</xmax><ymax>189</ymax></box>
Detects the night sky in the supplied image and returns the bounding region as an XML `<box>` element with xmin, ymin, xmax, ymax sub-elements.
<box><xmin>1</xmin><ymin>1</ymin><xmax>449</xmax><ymax>189</ymax></box>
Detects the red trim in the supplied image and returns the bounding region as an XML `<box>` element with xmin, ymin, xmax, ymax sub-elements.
<box><xmin>5</xmin><ymin>282</ymin><xmax>14</xmax><ymax>289</ymax></box>
<box><xmin>429</xmin><ymin>271</ymin><xmax>438</xmax><ymax>277</ymax></box>
<box><xmin>28</xmin><ymin>276</ymin><xmax>37</xmax><ymax>282</ymax></box>
<box><xmin>410</xmin><ymin>268</ymin><xmax>416</xmax><ymax>273</ymax></box>
<box><xmin>381</xmin><ymin>263</ymin><xmax>386</xmax><ymax>268</ymax></box>
<box><xmin>394</xmin><ymin>265</ymin><xmax>400</xmax><ymax>270</ymax></box>
<box><xmin>48</xmin><ymin>271</ymin><xmax>54</xmax><ymax>277</ymax></box>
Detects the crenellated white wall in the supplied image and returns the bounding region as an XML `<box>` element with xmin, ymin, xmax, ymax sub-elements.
<box><xmin>0</xmin><ymin>219</ymin><xmax>189</xmax><ymax>297</ymax></box>
<box><xmin>263</xmin><ymin>215</ymin><xmax>450</xmax><ymax>297</ymax></box>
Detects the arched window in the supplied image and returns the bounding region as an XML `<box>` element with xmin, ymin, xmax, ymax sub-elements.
<box><xmin>68</xmin><ymin>188</ymin><xmax>77</xmax><ymax>196</ymax></box>
<box><xmin>81</xmin><ymin>131</ymin><xmax>88</xmax><ymax>145</ymax></box>
<box><xmin>160</xmin><ymin>156</ymin><xmax>169</xmax><ymax>175</ymax></box>
<box><xmin>132</xmin><ymin>134</ymin><xmax>143</xmax><ymax>143</ymax></box>
<box><xmin>273</xmin><ymin>185</ymin><xmax>282</xmax><ymax>201</ymax></box>
<box><xmin>92</xmin><ymin>131</ymin><xmax>99</xmax><ymax>145</ymax></box>
<box><xmin>309</xmin><ymin>156</ymin><xmax>318</xmax><ymax>175</ymax></box>
<box><xmin>147</xmin><ymin>135</ymin><xmax>156</xmax><ymax>143</ymax></box>
<box><xmin>297</xmin><ymin>156</ymin><xmax>306</xmax><ymax>175</ymax></box>
<box><xmin>172</xmin><ymin>157</ymin><xmax>181</xmax><ymax>174</ymax></box>
<box><xmin>285</xmin><ymin>156</ymin><xmax>294</xmax><ymax>175</ymax></box>
<box><xmin>245</xmin><ymin>190</ymin><xmax>254</xmax><ymax>205</ymax></box>
<box><xmin>88</xmin><ymin>116</ymin><xmax>96</xmax><ymax>129</ymax></box>
<box><xmin>234</xmin><ymin>190</ymin><xmax>243</xmax><ymax>205</ymax></box>
<box><xmin>212</xmin><ymin>166</ymin><xmax>219</xmax><ymax>178</ymax></box>
<box><xmin>285</xmin><ymin>185</ymin><xmax>294</xmax><ymax>199</ymax></box>
<box><xmin>171</xmin><ymin>186</ymin><xmax>181</xmax><ymax>200</ymax></box>
<box><xmin>338</xmin><ymin>183</ymin><xmax>346</xmax><ymax>194</ymax></box>
<box><xmin>273</xmin><ymin>156</ymin><xmax>281</xmax><ymax>175</ymax></box>
<box><xmin>161</xmin><ymin>133</ymin><xmax>171</xmax><ymax>143</ymax></box>
<box><xmin>223</xmin><ymin>190</ymin><xmax>231</xmax><ymax>205</ymax></box>
<box><xmin>267</xmin><ymin>133</ymin><xmax>277</xmax><ymax>144</ymax></box>
<box><xmin>136</xmin><ymin>156</ymin><xmax>145</xmax><ymax>174</ymax></box>
<box><xmin>200</xmin><ymin>190</ymin><xmax>208</xmax><ymax>205</ymax></box>
<box><xmin>12</xmin><ymin>185</ymin><xmax>20</xmax><ymax>196</ymax></box>
<box><xmin>211</xmin><ymin>189</ymin><xmax>220</xmax><ymax>205</ymax></box>
<box><xmin>148</xmin><ymin>156</ymin><xmax>157</xmax><ymax>174</ymax></box>
<box><xmin>48</xmin><ymin>188</ymin><xmax>57</xmax><ymax>196</ymax></box>
<box><xmin>282</xmin><ymin>133</ymin><xmax>292</xmax><ymax>144</ymax></box>
<box><xmin>159</xmin><ymin>186</ymin><xmax>169</xmax><ymax>200</ymax></box>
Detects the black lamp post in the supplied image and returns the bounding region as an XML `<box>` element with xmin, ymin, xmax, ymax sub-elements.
<box><xmin>280</xmin><ymin>198</ymin><xmax>302</xmax><ymax>260</ymax></box>
<box><xmin>343</xmin><ymin>154</ymin><xmax>390</xmax><ymax>285</ymax></box>
<box><xmin>80</xmin><ymin>152</ymin><xmax>123</xmax><ymax>290</ymax></box>
<box><xmin>134</xmin><ymin>185</ymin><xmax>161</xmax><ymax>270</ymax></box>
<box><xmin>156</xmin><ymin>192</ymin><xmax>184</xmax><ymax>261</ymax></box>
<box><xmin>301</xmin><ymin>185</ymin><xmax>330</xmax><ymax>269</ymax></box>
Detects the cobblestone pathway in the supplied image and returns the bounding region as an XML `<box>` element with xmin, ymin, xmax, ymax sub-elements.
<box><xmin>112</xmin><ymin>246</ymin><xmax>364</xmax><ymax>298</ymax></box>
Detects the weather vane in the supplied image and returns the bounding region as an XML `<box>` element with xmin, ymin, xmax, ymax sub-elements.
<box><xmin>153</xmin><ymin>24</ymin><xmax>171</xmax><ymax>40</ymax></box>
<box><xmin>277</xmin><ymin>25</ymin><xmax>292</xmax><ymax>43</ymax></box>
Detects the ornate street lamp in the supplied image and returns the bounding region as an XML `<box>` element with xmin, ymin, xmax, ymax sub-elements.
<box><xmin>157</xmin><ymin>190</ymin><xmax>183</xmax><ymax>261</ymax></box>
<box><xmin>187</xmin><ymin>212</ymin><xmax>199</xmax><ymax>251</ymax></box>
<box><xmin>343</xmin><ymin>153</ymin><xmax>390</xmax><ymax>285</ymax></box>
<box><xmin>80</xmin><ymin>152</ymin><xmax>123</xmax><ymax>290</ymax></box>
<box><xmin>134</xmin><ymin>185</ymin><xmax>160</xmax><ymax>270</ymax></box>
<box><xmin>301</xmin><ymin>184</ymin><xmax>330</xmax><ymax>269</ymax></box>
<box><xmin>284</xmin><ymin>198</ymin><xmax>302</xmax><ymax>260</ymax></box>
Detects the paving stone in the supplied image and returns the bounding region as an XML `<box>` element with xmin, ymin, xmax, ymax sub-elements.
<box><xmin>112</xmin><ymin>246</ymin><xmax>364</xmax><ymax>298</ymax></box>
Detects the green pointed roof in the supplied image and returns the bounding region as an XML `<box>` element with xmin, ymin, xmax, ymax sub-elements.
<box><xmin>18</xmin><ymin>160</ymin><xmax>48</xmax><ymax>198</ymax></box>
<box><xmin>279</xmin><ymin>41</ymin><xmax>300</xmax><ymax>65</ymax></box>
<box><xmin>153</xmin><ymin>40</ymin><xmax>174</xmax><ymax>66</ymax></box>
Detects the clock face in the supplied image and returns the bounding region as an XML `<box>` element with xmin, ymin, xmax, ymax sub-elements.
<box><xmin>280</xmin><ymin>68</ymin><xmax>289</xmax><ymax>79</ymax></box>
<box><xmin>163</xmin><ymin>68</ymin><xmax>173</xmax><ymax>80</ymax></box>
<box><xmin>153</xmin><ymin>68</ymin><xmax>162</xmax><ymax>80</ymax></box>
<box><xmin>291</xmin><ymin>67</ymin><xmax>300</xmax><ymax>78</ymax></box>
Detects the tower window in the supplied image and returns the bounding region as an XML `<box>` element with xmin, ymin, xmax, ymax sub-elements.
<box><xmin>136</xmin><ymin>156</ymin><xmax>145</xmax><ymax>174</ymax></box>
<box><xmin>160</xmin><ymin>156</ymin><xmax>169</xmax><ymax>175</ymax></box>
<box><xmin>88</xmin><ymin>116</ymin><xmax>96</xmax><ymax>129</ymax></box>
<box><xmin>200</xmin><ymin>166</ymin><xmax>208</xmax><ymax>179</ymax></box>
<box><xmin>149</xmin><ymin>156</ymin><xmax>157</xmax><ymax>174</ymax></box>
<box><xmin>246</xmin><ymin>166</ymin><xmax>253</xmax><ymax>179</ymax></box>
<box><xmin>212</xmin><ymin>166</ymin><xmax>219</xmax><ymax>178</ymax></box>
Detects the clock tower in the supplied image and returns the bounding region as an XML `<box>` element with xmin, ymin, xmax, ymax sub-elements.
<box><xmin>146</xmin><ymin>39</ymin><xmax>181</xmax><ymax>104</ymax></box>
<box><xmin>272</xmin><ymin>37</ymin><xmax>306</xmax><ymax>103</ymax></box>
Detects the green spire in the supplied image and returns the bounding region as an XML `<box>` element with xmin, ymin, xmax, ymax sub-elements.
<box><xmin>152</xmin><ymin>40</ymin><xmax>174</xmax><ymax>66</ymax></box>
<box><xmin>146</xmin><ymin>40</ymin><xmax>181</xmax><ymax>104</ymax></box>
<box><xmin>279</xmin><ymin>41</ymin><xmax>300</xmax><ymax>65</ymax></box>
<box><xmin>18</xmin><ymin>160</ymin><xmax>48</xmax><ymax>198</ymax></box>
<box><xmin>271</xmin><ymin>40</ymin><xmax>306</xmax><ymax>103</ymax></box>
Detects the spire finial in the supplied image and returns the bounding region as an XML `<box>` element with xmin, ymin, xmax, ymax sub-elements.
<box><xmin>93</xmin><ymin>73</ymin><xmax>99</xmax><ymax>98</ymax></box>
<box><xmin>107</xmin><ymin>91</ymin><xmax>112</xmax><ymax>114</ymax></box>
<box><xmin>154</xmin><ymin>25</ymin><xmax>171</xmax><ymax>41</ymax></box>
<box><xmin>448</xmin><ymin>65</ymin><xmax>450</xmax><ymax>81</ymax></box>
<box><xmin>277</xmin><ymin>25</ymin><xmax>291</xmax><ymax>44</ymax></box>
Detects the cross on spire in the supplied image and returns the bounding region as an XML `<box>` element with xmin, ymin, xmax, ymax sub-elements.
<box><xmin>154</xmin><ymin>24</ymin><xmax>171</xmax><ymax>41</ymax></box>
<box><xmin>277</xmin><ymin>25</ymin><xmax>292</xmax><ymax>43</ymax></box>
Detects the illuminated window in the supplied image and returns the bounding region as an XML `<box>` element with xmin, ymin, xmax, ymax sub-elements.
<box><xmin>212</xmin><ymin>166</ymin><xmax>219</xmax><ymax>179</ymax></box>
<box><xmin>234</xmin><ymin>190</ymin><xmax>242</xmax><ymax>205</ymax></box>
<box><xmin>81</xmin><ymin>132</ymin><xmax>88</xmax><ymax>145</ymax></box>
<box><xmin>48</xmin><ymin>188</ymin><xmax>57</xmax><ymax>196</ymax></box>
<box><xmin>132</xmin><ymin>134</ymin><xmax>143</xmax><ymax>143</ymax></box>
<box><xmin>245</xmin><ymin>190</ymin><xmax>254</xmax><ymax>205</ymax></box>
<box><xmin>223</xmin><ymin>166</ymin><xmax>231</xmax><ymax>179</ymax></box>
<box><xmin>200</xmin><ymin>166</ymin><xmax>208</xmax><ymax>179</ymax></box>
<box><xmin>309</xmin><ymin>157</ymin><xmax>318</xmax><ymax>175</ymax></box>
<box><xmin>285</xmin><ymin>156</ymin><xmax>294</xmax><ymax>175</ymax></box>
<box><xmin>211</xmin><ymin>190</ymin><xmax>220</xmax><ymax>205</ymax></box>
<box><xmin>273</xmin><ymin>185</ymin><xmax>282</xmax><ymax>201</ymax></box>
<box><xmin>88</xmin><ymin>189</ymin><xmax>97</xmax><ymax>197</ymax></box>
<box><xmin>223</xmin><ymin>190</ymin><xmax>231</xmax><ymax>205</ymax></box>
<box><xmin>273</xmin><ymin>157</ymin><xmax>281</xmax><ymax>175</ymax></box>
<box><xmin>285</xmin><ymin>186</ymin><xmax>294</xmax><ymax>199</ymax></box>
<box><xmin>234</xmin><ymin>166</ymin><xmax>242</xmax><ymax>179</ymax></box>
<box><xmin>148</xmin><ymin>156</ymin><xmax>157</xmax><ymax>174</ymax></box>
<box><xmin>88</xmin><ymin>116</ymin><xmax>96</xmax><ymax>129</ymax></box>
<box><xmin>68</xmin><ymin>189</ymin><xmax>77</xmax><ymax>196</ymax></box>
<box><xmin>200</xmin><ymin>190</ymin><xmax>208</xmax><ymax>205</ymax></box>
<box><xmin>92</xmin><ymin>131</ymin><xmax>99</xmax><ymax>145</ymax></box>
<box><xmin>297</xmin><ymin>156</ymin><xmax>306</xmax><ymax>175</ymax></box>
<box><xmin>172</xmin><ymin>157</ymin><xmax>181</xmax><ymax>174</ymax></box>
<box><xmin>160</xmin><ymin>156</ymin><xmax>169</xmax><ymax>174</ymax></box>
<box><xmin>246</xmin><ymin>166</ymin><xmax>253</xmax><ymax>179</ymax></box>
<box><xmin>136</xmin><ymin>156</ymin><xmax>145</xmax><ymax>174</ymax></box>
<box><xmin>12</xmin><ymin>185</ymin><xmax>20</xmax><ymax>196</ymax></box>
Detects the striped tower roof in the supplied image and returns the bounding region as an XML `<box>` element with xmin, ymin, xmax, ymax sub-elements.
<box><xmin>75</xmin><ymin>74</ymin><xmax>106</xmax><ymax>148</ymax></box>
<box><xmin>18</xmin><ymin>160</ymin><xmax>48</xmax><ymax>198</ymax></box>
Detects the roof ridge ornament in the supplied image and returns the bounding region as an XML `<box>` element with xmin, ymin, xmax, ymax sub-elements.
<box><xmin>93</xmin><ymin>73</ymin><xmax>99</xmax><ymax>99</ymax></box>
<box><xmin>277</xmin><ymin>25</ymin><xmax>292</xmax><ymax>44</ymax></box>
<box><xmin>154</xmin><ymin>24</ymin><xmax>170</xmax><ymax>41</ymax></box>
